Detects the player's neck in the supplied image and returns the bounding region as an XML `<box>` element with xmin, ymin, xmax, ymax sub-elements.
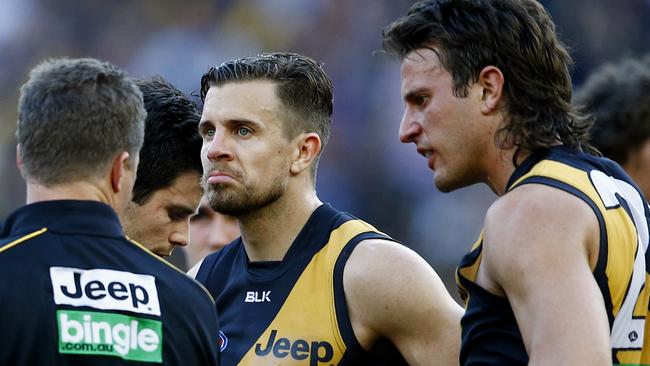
<box><xmin>484</xmin><ymin>146</ymin><xmax>529</xmax><ymax>196</ymax></box>
<box><xmin>238</xmin><ymin>185</ymin><xmax>322</xmax><ymax>262</ymax></box>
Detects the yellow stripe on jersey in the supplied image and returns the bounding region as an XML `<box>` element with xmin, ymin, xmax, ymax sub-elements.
<box><xmin>512</xmin><ymin>160</ymin><xmax>648</xmax><ymax>362</ymax></box>
<box><xmin>237</xmin><ymin>219</ymin><xmax>381</xmax><ymax>366</ymax></box>
<box><xmin>127</xmin><ymin>236</ymin><xmax>216</xmax><ymax>304</ymax></box>
<box><xmin>0</xmin><ymin>228</ymin><xmax>48</xmax><ymax>254</ymax></box>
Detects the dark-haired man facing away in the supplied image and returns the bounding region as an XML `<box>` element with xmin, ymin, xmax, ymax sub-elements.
<box><xmin>0</xmin><ymin>58</ymin><xmax>219</xmax><ymax>365</ymax></box>
<box><xmin>575</xmin><ymin>56</ymin><xmax>650</xmax><ymax>200</ymax></box>
<box><xmin>120</xmin><ymin>76</ymin><xmax>204</xmax><ymax>262</ymax></box>
<box><xmin>575</xmin><ymin>55</ymin><xmax>650</xmax><ymax>365</ymax></box>
<box><xmin>383</xmin><ymin>1</ymin><xmax>649</xmax><ymax>365</ymax></box>
<box><xmin>193</xmin><ymin>52</ymin><xmax>462</xmax><ymax>365</ymax></box>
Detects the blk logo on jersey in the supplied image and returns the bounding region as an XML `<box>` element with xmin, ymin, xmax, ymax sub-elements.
<box><xmin>50</xmin><ymin>267</ymin><xmax>161</xmax><ymax>316</ymax></box>
<box><xmin>255</xmin><ymin>330</ymin><xmax>333</xmax><ymax>366</ymax></box>
<box><xmin>245</xmin><ymin>290</ymin><xmax>271</xmax><ymax>303</ymax></box>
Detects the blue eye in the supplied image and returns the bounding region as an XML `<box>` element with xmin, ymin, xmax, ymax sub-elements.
<box><xmin>206</xmin><ymin>128</ymin><xmax>215</xmax><ymax>137</ymax></box>
<box><xmin>237</xmin><ymin>127</ymin><xmax>251</xmax><ymax>137</ymax></box>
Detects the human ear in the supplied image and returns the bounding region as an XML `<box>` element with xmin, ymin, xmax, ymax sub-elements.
<box><xmin>290</xmin><ymin>133</ymin><xmax>322</xmax><ymax>176</ymax></box>
<box><xmin>478</xmin><ymin>66</ymin><xmax>504</xmax><ymax>114</ymax></box>
<box><xmin>110</xmin><ymin>151</ymin><xmax>131</xmax><ymax>193</ymax></box>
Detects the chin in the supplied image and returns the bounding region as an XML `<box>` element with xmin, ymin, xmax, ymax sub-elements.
<box><xmin>152</xmin><ymin>248</ymin><xmax>171</xmax><ymax>258</ymax></box>
<box><xmin>433</xmin><ymin>173</ymin><xmax>462</xmax><ymax>193</ymax></box>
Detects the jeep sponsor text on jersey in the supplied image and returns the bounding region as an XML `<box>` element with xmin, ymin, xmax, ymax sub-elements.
<box><xmin>50</xmin><ymin>267</ymin><xmax>161</xmax><ymax>315</ymax></box>
<box><xmin>255</xmin><ymin>330</ymin><xmax>333</xmax><ymax>366</ymax></box>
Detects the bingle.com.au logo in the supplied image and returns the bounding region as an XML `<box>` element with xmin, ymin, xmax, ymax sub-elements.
<box><xmin>57</xmin><ymin>310</ymin><xmax>162</xmax><ymax>362</ymax></box>
<box><xmin>50</xmin><ymin>267</ymin><xmax>163</xmax><ymax>363</ymax></box>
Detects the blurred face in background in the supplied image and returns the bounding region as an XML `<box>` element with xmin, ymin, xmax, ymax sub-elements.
<box><xmin>187</xmin><ymin>196</ymin><xmax>240</xmax><ymax>267</ymax></box>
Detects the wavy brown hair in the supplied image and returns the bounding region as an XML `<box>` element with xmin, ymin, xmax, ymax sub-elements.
<box><xmin>383</xmin><ymin>0</ymin><xmax>596</xmax><ymax>155</ymax></box>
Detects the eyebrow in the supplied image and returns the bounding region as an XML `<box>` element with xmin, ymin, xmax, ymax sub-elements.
<box><xmin>404</xmin><ymin>88</ymin><xmax>429</xmax><ymax>102</ymax></box>
<box><xmin>224</xmin><ymin>118</ymin><xmax>262</xmax><ymax>129</ymax></box>
<box><xmin>198</xmin><ymin>119</ymin><xmax>213</xmax><ymax>131</ymax></box>
<box><xmin>168</xmin><ymin>204</ymin><xmax>197</xmax><ymax>217</ymax></box>
<box><xmin>198</xmin><ymin>118</ymin><xmax>262</xmax><ymax>130</ymax></box>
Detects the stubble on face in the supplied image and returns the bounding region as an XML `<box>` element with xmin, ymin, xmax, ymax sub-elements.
<box><xmin>202</xmin><ymin>171</ymin><xmax>286</xmax><ymax>217</ymax></box>
<box><xmin>400</xmin><ymin>48</ymin><xmax>489</xmax><ymax>193</ymax></box>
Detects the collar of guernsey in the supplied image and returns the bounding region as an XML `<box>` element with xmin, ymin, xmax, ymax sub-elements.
<box><xmin>1</xmin><ymin>200</ymin><xmax>124</xmax><ymax>238</ymax></box>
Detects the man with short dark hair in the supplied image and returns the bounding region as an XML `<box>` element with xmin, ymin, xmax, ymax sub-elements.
<box><xmin>0</xmin><ymin>58</ymin><xmax>220</xmax><ymax>365</ymax></box>
<box><xmin>575</xmin><ymin>55</ymin><xmax>650</xmax><ymax>365</ymax></box>
<box><xmin>120</xmin><ymin>76</ymin><xmax>204</xmax><ymax>259</ymax></box>
<box><xmin>192</xmin><ymin>52</ymin><xmax>462</xmax><ymax>365</ymax></box>
<box><xmin>575</xmin><ymin>56</ymin><xmax>650</xmax><ymax>200</ymax></box>
<box><xmin>383</xmin><ymin>1</ymin><xmax>650</xmax><ymax>365</ymax></box>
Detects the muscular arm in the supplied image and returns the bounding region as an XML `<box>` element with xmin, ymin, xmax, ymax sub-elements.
<box><xmin>344</xmin><ymin>239</ymin><xmax>463</xmax><ymax>366</ymax></box>
<box><xmin>483</xmin><ymin>184</ymin><xmax>610</xmax><ymax>365</ymax></box>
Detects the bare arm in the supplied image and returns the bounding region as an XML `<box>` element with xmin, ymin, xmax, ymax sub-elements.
<box><xmin>483</xmin><ymin>184</ymin><xmax>610</xmax><ymax>365</ymax></box>
<box><xmin>344</xmin><ymin>239</ymin><xmax>463</xmax><ymax>366</ymax></box>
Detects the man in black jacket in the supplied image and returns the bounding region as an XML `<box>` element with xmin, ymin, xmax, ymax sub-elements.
<box><xmin>0</xmin><ymin>58</ymin><xmax>220</xmax><ymax>365</ymax></box>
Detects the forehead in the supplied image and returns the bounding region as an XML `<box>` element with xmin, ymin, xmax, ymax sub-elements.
<box><xmin>400</xmin><ymin>48</ymin><xmax>448</xmax><ymax>91</ymax></box>
<box><xmin>147</xmin><ymin>172</ymin><xmax>202</xmax><ymax>209</ymax></box>
<box><xmin>201</xmin><ymin>80</ymin><xmax>282</xmax><ymax>125</ymax></box>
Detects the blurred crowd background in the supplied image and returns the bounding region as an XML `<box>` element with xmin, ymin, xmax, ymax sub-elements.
<box><xmin>1</xmin><ymin>0</ymin><xmax>649</xmax><ymax>297</ymax></box>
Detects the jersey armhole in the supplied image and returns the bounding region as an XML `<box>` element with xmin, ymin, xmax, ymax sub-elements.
<box><xmin>333</xmin><ymin>231</ymin><xmax>397</xmax><ymax>360</ymax></box>
<box><xmin>516</xmin><ymin>176</ymin><xmax>613</xmax><ymax>325</ymax></box>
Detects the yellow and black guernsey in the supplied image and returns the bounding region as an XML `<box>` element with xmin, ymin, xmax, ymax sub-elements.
<box><xmin>456</xmin><ymin>146</ymin><xmax>650</xmax><ymax>366</ymax></box>
<box><xmin>0</xmin><ymin>200</ymin><xmax>220</xmax><ymax>365</ymax></box>
<box><xmin>196</xmin><ymin>203</ymin><xmax>408</xmax><ymax>366</ymax></box>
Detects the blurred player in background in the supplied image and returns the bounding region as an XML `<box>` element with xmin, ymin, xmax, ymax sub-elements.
<box><xmin>0</xmin><ymin>58</ymin><xmax>219</xmax><ymax>365</ymax></box>
<box><xmin>383</xmin><ymin>0</ymin><xmax>650</xmax><ymax>365</ymax></box>
<box><xmin>575</xmin><ymin>55</ymin><xmax>650</xmax><ymax>200</ymax></box>
<box><xmin>575</xmin><ymin>54</ymin><xmax>650</xmax><ymax>365</ymax></box>
<box><xmin>186</xmin><ymin>195</ymin><xmax>239</xmax><ymax>269</ymax></box>
<box><xmin>120</xmin><ymin>76</ymin><xmax>203</xmax><ymax>266</ymax></box>
<box><xmin>193</xmin><ymin>52</ymin><xmax>462</xmax><ymax>365</ymax></box>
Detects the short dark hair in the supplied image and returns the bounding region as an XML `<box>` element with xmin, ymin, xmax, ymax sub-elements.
<box><xmin>575</xmin><ymin>56</ymin><xmax>650</xmax><ymax>165</ymax></box>
<box><xmin>131</xmin><ymin>76</ymin><xmax>203</xmax><ymax>204</ymax></box>
<box><xmin>200</xmin><ymin>52</ymin><xmax>333</xmax><ymax>179</ymax></box>
<box><xmin>383</xmin><ymin>0</ymin><xmax>595</xmax><ymax>154</ymax></box>
<box><xmin>17</xmin><ymin>58</ymin><xmax>145</xmax><ymax>185</ymax></box>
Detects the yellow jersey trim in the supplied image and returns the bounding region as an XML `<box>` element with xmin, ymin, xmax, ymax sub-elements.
<box><xmin>0</xmin><ymin>228</ymin><xmax>48</xmax><ymax>254</ymax></box>
<box><xmin>126</xmin><ymin>236</ymin><xmax>216</xmax><ymax>303</ymax></box>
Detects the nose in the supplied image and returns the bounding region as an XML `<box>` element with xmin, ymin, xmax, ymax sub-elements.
<box><xmin>205</xmin><ymin>130</ymin><xmax>234</xmax><ymax>161</ymax></box>
<box><xmin>398</xmin><ymin>109</ymin><xmax>422</xmax><ymax>144</ymax></box>
<box><xmin>169</xmin><ymin>226</ymin><xmax>189</xmax><ymax>248</ymax></box>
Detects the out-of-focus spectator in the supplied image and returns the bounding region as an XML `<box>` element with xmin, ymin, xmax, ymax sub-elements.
<box><xmin>185</xmin><ymin>195</ymin><xmax>239</xmax><ymax>269</ymax></box>
<box><xmin>574</xmin><ymin>55</ymin><xmax>650</xmax><ymax>199</ymax></box>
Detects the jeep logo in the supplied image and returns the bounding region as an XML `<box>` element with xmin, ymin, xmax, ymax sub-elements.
<box><xmin>50</xmin><ymin>267</ymin><xmax>161</xmax><ymax>316</ymax></box>
<box><xmin>255</xmin><ymin>330</ymin><xmax>333</xmax><ymax>366</ymax></box>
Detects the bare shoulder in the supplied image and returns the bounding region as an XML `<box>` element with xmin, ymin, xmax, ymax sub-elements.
<box><xmin>343</xmin><ymin>238</ymin><xmax>462</xmax><ymax>364</ymax></box>
<box><xmin>343</xmin><ymin>238</ymin><xmax>441</xmax><ymax>296</ymax></box>
<box><xmin>483</xmin><ymin>183</ymin><xmax>599</xmax><ymax>286</ymax></box>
